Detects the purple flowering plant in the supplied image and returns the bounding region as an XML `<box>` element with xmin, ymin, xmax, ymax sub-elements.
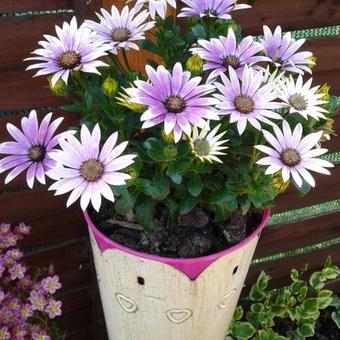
<box><xmin>0</xmin><ymin>223</ymin><xmax>63</xmax><ymax>340</ymax></box>
<box><xmin>0</xmin><ymin>1</ymin><xmax>337</xmax><ymax>234</ymax></box>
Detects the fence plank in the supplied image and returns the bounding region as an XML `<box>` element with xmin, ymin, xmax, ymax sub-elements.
<box><xmin>273</xmin><ymin>164</ymin><xmax>340</xmax><ymax>213</ymax></box>
<box><xmin>233</xmin><ymin>0</ymin><xmax>340</xmax><ymax>35</ymax></box>
<box><xmin>0</xmin><ymin>69</ymin><xmax>65</xmax><ymax>112</ymax></box>
<box><xmin>246</xmin><ymin>243</ymin><xmax>340</xmax><ymax>288</ymax></box>
<box><xmin>0</xmin><ymin>1</ymin><xmax>75</xmax><ymax>14</ymax></box>
<box><xmin>255</xmin><ymin>211</ymin><xmax>340</xmax><ymax>258</ymax></box>
<box><xmin>0</xmin><ymin>14</ymin><xmax>73</xmax><ymax>70</ymax></box>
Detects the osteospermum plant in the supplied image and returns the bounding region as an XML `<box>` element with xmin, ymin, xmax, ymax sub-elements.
<box><xmin>0</xmin><ymin>1</ymin><xmax>337</xmax><ymax>256</ymax></box>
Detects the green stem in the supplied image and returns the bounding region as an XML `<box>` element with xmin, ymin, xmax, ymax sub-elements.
<box><xmin>112</xmin><ymin>54</ymin><xmax>126</xmax><ymax>74</ymax></box>
<box><xmin>122</xmin><ymin>49</ymin><xmax>132</xmax><ymax>71</ymax></box>
<box><xmin>73</xmin><ymin>71</ymin><xmax>117</xmax><ymax>127</ymax></box>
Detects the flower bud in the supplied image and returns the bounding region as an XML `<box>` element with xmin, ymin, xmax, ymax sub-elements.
<box><xmin>308</xmin><ymin>55</ymin><xmax>317</xmax><ymax>70</ymax></box>
<box><xmin>48</xmin><ymin>77</ymin><xmax>67</xmax><ymax>97</ymax></box>
<box><xmin>317</xmin><ymin>83</ymin><xmax>330</xmax><ymax>102</ymax></box>
<box><xmin>102</xmin><ymin>77</ymin><xmax>119</xmax><ymax>97</ymax></box>
<box><xmin>186</xmin><ymin>54</ymin><xmax>204</xmax><ymax>75</ymax></box>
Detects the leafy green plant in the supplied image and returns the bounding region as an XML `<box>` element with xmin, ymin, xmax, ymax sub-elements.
<box><xmin>226</xmin><ymin>257</ymin><xmax>340</xmax><ymax>339</ymax></box>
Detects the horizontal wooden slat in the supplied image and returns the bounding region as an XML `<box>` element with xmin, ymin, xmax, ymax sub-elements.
<box><xmin>26</xmin><ymin>239</ymin><xmax>90</xmax><ymax>292</ymax></box>
<box><xmin>246</xmin><ymin>243</ymin><xmax>340</xmax><ymax>288</ymax></box>
<box><xmin>0</xmin><ymin>69</ymin><xmax>65</xmax><ymax>112</ymax></box>
<box><xmin>0</xmin><ymin>1</ymin><xmax>74</xmax><ymax>14</ymax></box>
<box><xmin>255</xmin><ymin>211</ymin><xmax>340</xmax><ymax>258</ymax></box>
<box><xmin>274</xmin><ymin>164</ymin><xmax>340</xmax><ymax>213</ymax></box>
<box><xmin>233</xmin><ymin>0</ymin><xmax>340</xmax><ymax>35</ymax></box>
<box><xmin>20</xmin><ymin>207</ymin><xmax>86</xmax><ymax>248</ymax></box>
<box><xmin>307</xmin><ymin>36</ymin><xmax>340</xmax><ymax>95</ymax></box>
<box><xmin>0</xmin><ymin>14</ymin><xmax>72</xmax><ymax>70</ymax></box>
<box><xmin>0</xmin><ymin>187</ymin><xmax>72</xmax><ymax>222</ymax></box>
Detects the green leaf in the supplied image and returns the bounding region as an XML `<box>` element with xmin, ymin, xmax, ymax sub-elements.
<box><xmin>114</xmin><ymin>188</ymin><xmax>137</xmax><ymax>215</ymax></box>
<box><xmin>302</xmin><ymin>298</ymin><xmax>319</xmax><ymax>315</ymax></box>
<box><xmin>233</xmin><ymin>306</ymin><xmax>244</xmax><ymax>321</ymax></box>
<box><xmin>297</xmin><ymin>323</ymin><xmax>314</xmax><ymax>337</ymax></box>
<box><xmin>290</xmin><ymin>269</ymin><xmax>299</xmax><ymax>282</ymax></box>
<box><xmin>210</xmin><ymin>187</ymin><xmax>235</xmax><ymax>204</ymax></box>
<box><xmin>167</xmin><ymin>163</ymin><xmax>182</xmax><ymax>184</ymax></box>
<box><xmin>191</xmin><ymin>24</ymin><xmax>206</xmax><ymax>39</ymax></box>
<box><xmin>232</xmin><ymin>322</ymin><xmax>255</xmax><ymax>339</ymax></box>
<box><xmin>309</xmin><ymin>271</ymin><xmax>326</xmax><ymax>289</ymax></box>
<box><xmin>61</xmin><ymin>103</ymin><xmax>82</xmax><ymax>113</ymax></box>
<box><xmin>140</xmin><ymin>39</ymin><xmax>159</xmax><ymax>54</ymax></box>
<box><xmin>179</xmin><ymin>196</ymin><xmax>198</xmax><ymax>215</ymax></box>
<box><xmin>250</xmin><ymin>303</ymin><xmax>264</xmax><ymax>314</ymax></box>
<box><xmin>318</xmin><ymin>289</ymin><xmax>333</xmax><ymax>309</ymax></box>
<box><xmin>331</xmin><ymin>310</ymin><xmax>340</xmax><ymax>328</ymax></box>
<box><xmin>187</xmin><ymin>175</ymin><xmax>203</xmax><ymax>197</ymax></box>
<box><xmin>290</xmin><ymin>280</ymin><xmax>307</xmax><ymax>295</ymax></box>
<box><xmin>135</xmin><ymin>198</ymin><xmax>156</xmax><ymax>230</ymax></box>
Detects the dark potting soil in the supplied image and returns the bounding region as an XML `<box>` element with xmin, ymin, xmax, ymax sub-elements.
<box><xmin>89</xmin><ymin>200</ymin><xmax>262</xmax><ymax>259</ymax></box>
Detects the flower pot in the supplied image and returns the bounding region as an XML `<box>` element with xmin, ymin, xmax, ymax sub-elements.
<box><xmin>84</xmin><ymin>209</ymin><xmax>270</xmax><ymax>340</ymax></box>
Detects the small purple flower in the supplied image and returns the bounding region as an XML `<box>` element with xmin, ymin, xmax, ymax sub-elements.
<box><xmin>0</xmin><ymin>306</ymin><xmax>13</xmax><ymax>326</ymax></box>
<box><xmin>19</xmin><ymin>304</ymin><xmax>34</xmax><ymax>320</ymax></box>
<box><xmin>25</xmin><ymin>17</ymin><xmax>109</xmax><ymax>86</ymax></box>
<box><xmin>6</xmin><ymin>297</ymin><xmax>21</xmax><ymax>314</ymax></box>
<box><xmin>179</xmin><ymin>0</ymin><xmax>251</xmax><ymax>19</ymax></box>
<box><xmin>11</xmin><ymin>325</ymin><xmax>28</xmax><ymax>340</ymax></box>
<box><xmin>28</xmin><ymin>291</ymin><xmax>46</xmax><ymax>312</ymax></box>
<box><xmin>127</xmin><ymin>62</ymin><xmax>220</xmax><ymax>142</ymax></box>
<box><xmin>41</xmin><ymin>275</ymin><xmax>61</xmax><ymax>294</ymax></box>
<box><xmin>47</xmin><ymin>125</ymin><xmax>136</xmax><ymax>212</ymax></box>
<box><xmin>45</xmin><ymin>299</ymin><xmax>62</xmax><ymax>319</ymax></box>
<box><xmin>9</xmin><ymin>263</ymin><xmax>27</xmax><ymax>281</ymax></box>
<box><xmin>0</xmin><ymin>110</ymin><xmax>66</xmax><ymax>189</ymax></box>
<box><xmin>0</xmin><ymin>326</ymin><xmax>11</xmax><ymax>340</ymax></box>
<box><xmin>214</xmin><ymin>66</ymin><xmax>284</xmax><ymax>135</ymax></box>
<box><xmin>6</xmin><ymin>249</ymin><xmax>23</xmax><ymax>261</ymax></box>
<box><xmin>2</xmin><ymin>232</ymin><xmax>19</xmax><ymax>248</ymax></box>
<box><xmin>0</xmin><ymin>289</ymin><xmax>5</xmax><ymax>303</ymax></box>
<box><xmin>14</xmin><ymin>223</ymin><xmax>31</xmax><ymax>236</ymax></box>
<box><xmin>16</xmin><ymin>275</ymin><xmax>33</xmax><ymax>290</ymax></box>
<box><xmin>191</xmin><ymin>29</ymin><xmax>269</xmax><ymax>82</ymax></box>
<box><xmin>85</xmin><ymin>5</ymin><xmax>155</xmax><ymax>54</ymax></box>
<box><xmin>0</xmin><ymin>224</ymin><xmax>10</xmax><ymax>234</ymax></box>
<box><xmin>261</xmin><ymin>25</ymin><xmax>314</xmax><ymax>75</ymax></box>
<box><xmin>256</xmin><ymin>121</ymin><xmax>334</xmax><ymax>187</ymax></box>
<box><xmin>32</xmin><ymin>334</ymin><xmax>51</xmax><ymax>340</ymax></box>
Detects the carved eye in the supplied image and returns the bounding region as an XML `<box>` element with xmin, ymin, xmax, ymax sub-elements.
<box><xmin>232</xmin><ymin>265</ymin><xmax>238</xmax><ymax>275</ymax></box>
<box><xmin>137</xmin><ymin>276</ymin><xmax>145</xmax><ymax>285</ymax></box>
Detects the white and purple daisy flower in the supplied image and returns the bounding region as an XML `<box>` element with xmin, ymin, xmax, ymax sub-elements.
<box><xmin>126</xmin><ymin>62</ymin><xmax>220</xmax><ymax>142</ymax></box>
<box><xmin>25</xmin><ymin>17</ymin><xmax>109</xmax><ymax>86</ymax></box>
<box><xmin>0</xmin><ymin>110</ymin><xmax>65</xmax><ymax>189</ymax></box>
<box><xmin>261</xmin><ymin>25</ymin><xmax>314</xmax><ymax>75</ymax></box>
<box><xmin>135</xmin><ymin>0</ymin><xmax>176</xmax><ymax>19</ymax></box>
<box><xmin>214</xmin><ymin>66</ymin><xmax>284</xmax><ymax>135</ymax></box>
<box><xmin>85</xmin><ymin>5</ymin><xmax>155</xmax><ymax>54</ymax></box>
<box><xmin>256</xmin><ymin>121</ymin><xmax>334</xmax><ymax>187</ymax></box>
<box><xmin>278</xmin><ymin>75</ymin><xmax>328</xmax><ymax>120</ymax></box>
<box><xmin>191</xmin><ymin>29</ymin><xmax>269</xmax><ymax>83</ymax></box>
<box><xmin>179</xmin><ymin>0</ymin><xmax>251</xmax><ymax>19</ymax></box>
<box><xmin>47</xmin><ymin>124</ymin><xmax>136</xmax><ymax>212</ymax></box>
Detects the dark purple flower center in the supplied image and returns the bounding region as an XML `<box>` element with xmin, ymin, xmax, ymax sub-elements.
<box><xmin>223</xmin><ymin>55</ymin><xmax>240</xmax><ymax>69</ymax></box>
<box><xmin>281</xmin><ymin>148</ymin><xmax>301</xmax><ymax>167</ymax></box>
<box><xmin>234</xmin><ymin>95</ymin><xmax>255</xmax><ymax>114</ymax></box>
<box><xmin>289</xmin><ymin>94</ymin><xmax>307</xmax><ymax>111</ymax></box>
<box><xmin>58</xmin><ymin>51</ymin><xmax>81</xmax><ymax>69</ymax></box>
<box><xmin>165</xmin><ymin>95</ymin><xmax>186</xmax><ymax>114</ymax></box>
<box><xmin>80</xmin><ymin>159</ymin><xmax>104</xmax><ymax>182</ymax></box>
<box><xmin>112</xmin><ymin>27</ymin><xmax>131</xmax><ymax>42</ymax></box>
<box><xmin>28</xmin><ymin>146</ymin><xmax>46</xmax><ymax>162</ymax></box>
<box><xmin>204</xmin><ymin>8</ymin><xmax>218</xmax><ymax>16</ymax></box>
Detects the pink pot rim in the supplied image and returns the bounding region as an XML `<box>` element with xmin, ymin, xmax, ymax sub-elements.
<box><xmin>84</xmin><ymin>208</ymin><xmax>270</xmax><ymax>280</ymax></box>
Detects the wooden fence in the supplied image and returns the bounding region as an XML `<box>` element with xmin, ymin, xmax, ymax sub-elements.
<box><xmin>0</xmin><ymin>0</ymin><xmax>339</xmax><ymax>339</ymax></box>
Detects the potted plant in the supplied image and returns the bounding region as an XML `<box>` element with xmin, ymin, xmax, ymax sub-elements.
<box><xmin>0</xmin><ymin>1</ymin><xmax>336</xmax><ymax>339</ymax></box>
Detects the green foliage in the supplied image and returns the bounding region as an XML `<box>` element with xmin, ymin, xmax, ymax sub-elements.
<box><xmin>227</xmin><ymin>257</ymin><xmax>340</xmax><ymax>339</ymax></box>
